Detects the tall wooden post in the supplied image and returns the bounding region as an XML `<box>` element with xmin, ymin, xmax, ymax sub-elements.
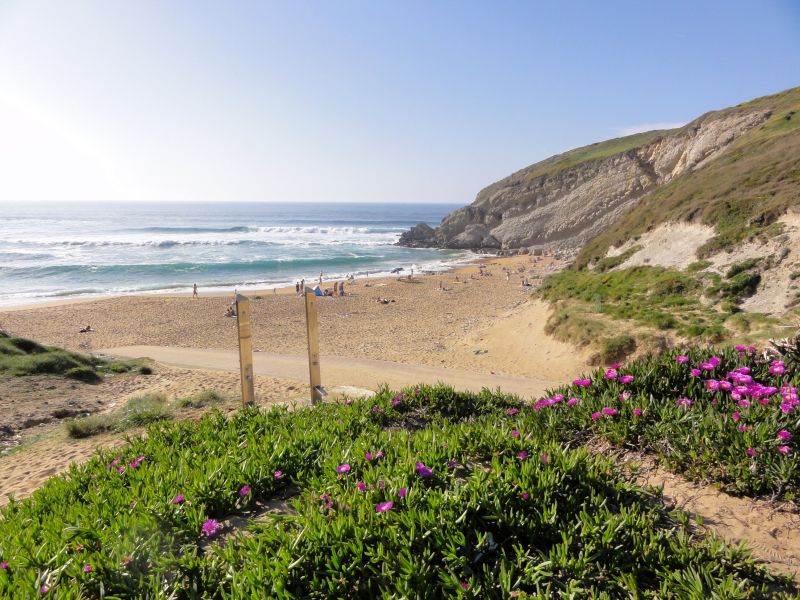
<box><xmin>235</xmin><ymin>294</ymin><xmax>255</xmax><ymax>407</ymax></box>
<box><xmin>304</xmin><ymin>288</ymin><xmax>323</xmax><ymax>404</ymax></box>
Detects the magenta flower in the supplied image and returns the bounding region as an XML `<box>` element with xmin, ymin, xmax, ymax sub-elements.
<box><xmin>731</xmin><ymin>412</ymin><xmax>741</xmax><ymax>422</ymax></box>
<box><xmin>517</xmin><ymin>451</ymin><xmax>528</xmax><ymax>460</ymax></box>
<box><xmin>239</xmin><ymin>485</ymin><xmax>251</xmax><ymax>497</ymax></box>
<box><xmin>40</xmin><ymin>586</ymin><xmax>49</xmax><ymax>594</ymax></box>
<box><xmin>117</xmin><ymin>466</ymin><xmax>126</xmax><ymax>473</ymax></box>
<box><xmin>201</xmin><ymin>518</ymin><xmax>222</xmax><ymax>537</ymax></box>
<box><xmin>778</xmin><ymin>445</ymin><xmax>791</xmax><ymax>455</ymax></box>
<box><xmin>375</xmin><ymin>501</ymin><xmax>393</xmax><ymax>513</ymax></box>
<box><xmin>391</xmin><ymin>394</ymin><xmax>402</xmax><ymax>406</ymax></box>
<box><xmin>461</xmin><ymin>581</ymin><xmax>470</xmax><ymax>590</ymax></box>
<box><xmin>602</xmin><ymin>407</ymin><xmax>617</xmax><ymax>416</ymax></box>
<box><xmin>511</xmin><ymin>430</ymin><xmax>519</xmax><ymax>437</ymax></box>
<box><xmin>357</xmin><ymin>482</ymin><xmax>367</xmax><ymax>492</ymax></box>
<box><xmin>676</xmin><ymin>397</ymin><xmax>692</xmax><ymax>408</ymax></box>
<box><xmin>540</xmin><ymin>454</ymin><xmax>549</xmax><ymax>463</ymax></box>
<box><xmin>690</xmin><ymin>369</ymin><xmax>701</xmax><ymax>377</ymax></box>
<box><xmin>320</xmin><ymin>493</ymin><xmax>330</xmax><ymax>501</ymax></box>
<box><xmin>620</xmin><ymin>391</ymin><xmax>631</xmax><ymax>402</ymax></box>
<box><xmin>738</xmin><ymin>425</ymin><xmax>748</xmax><ymax>432</ymax></box>
<box><xmin>324</xmin><ymin>501</ymin><xmax>334</xmax><ymax>509</ymax></box>
<box><xmin>734</xmin><ymin>345</ymin><xmax>746</xmax><ymax>352</ymax></box>
<box><xmin>780</xmin><ymin>403</ymin><xmax>794</xmax><ymax>413</ymax></box>
<box><xmin>746</xmin><ymin>447</ymin><xmax>756</xmax><ymax>457</ymax></box>
<box><xmin>778</xmin><ymin>430</ymin><xmax>791</xmax><ymax>441</ymax></box>
<box><xmin>83</xmin><ymin>565</ymin><xmax>92</xmax><ymax>573</ymax></box>
<box><xmin>376</xmin><ymin>451</ymin><xmax>385</xmax><ymax>459</ymax></box>
<box><xmin>604</xmin><ymin>369</ymin><xmax>618</xmax><ymax>380</ymax></box>
<box><xmin>567</xmin><ymin>397</ymin><xmax>579</xmax><ymax>406</ymax></box>
<box><xmin>345</xmin><ymin>398</ymin><xmax>353</xmax><ymax>405</ymax></box>
<box><xmin>633</xmin><ymin>408</ymin><xmax>642</xmax><ymax>416</ymax></box>
<box><xmin>619</xmin><ymin>375</ymin><xmax>634</xmax><ymax>384</ymax></box>
<box><xmin>398</xmin><ymin>488</ymin><xmax>408</xmax><ymax>498</ymax></box>
<box><xmin>415</xmin><ymin>462</ymin><xmax>433</xmax><ymax>478</ymax></box>
<box><xmin>365</xmin><ymin>452</ymin><xmax>373</xmax><ymax>461</ymax></box>
<box><xmin>172</xmin><ymin>494</ymin><xmax>185</xmax><ymax>505</ymax></box>
<box><xmin>675</xmin><ymin>356</ymin><xmax>689</xmax><ymax>363</ymax></box>
<box><xmin>520</xmin><ymin>491</ymin><xmax>529</xmax><ymax>501</ymax></box>
<box><xmin>591</xmin><ymin>412</ymin><xmax>601</xmax><ymax>421</ymax></box>
<box><xmin>0</xmin><ymin>562</ymin><xmax>8</xmax><ymax>570</ymax></box>
<box><xmin>274</xmin><ymin>470</ymin><xmax>283</xmax><ymax>479</ymax></box>
<box><xmin>573</xmin><ymin>378</ymin><xmax>591</xmax><ymax>387</ymax></box>
<box><xmin>505</xmin><ymin>408</ymin><xmax>520</xmax><ymax>416</ymax></box>
<box><xmin>770</xmin><ymin>361</ymin><xmax>786</xmax><ymax>375</ymax></box>
<box><xmin>336</xmin><ymin>463</ymin><xmax>351</xmax><ymax>474</ymax></box>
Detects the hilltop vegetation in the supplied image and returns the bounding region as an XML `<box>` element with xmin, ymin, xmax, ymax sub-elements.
<box><xmin>576</xmin><ymin>87</ymin><xmax>800</xmax><ymax>267</ymax></box>
<box><xmin>0</xmin><ymin>347</ymin><xmax>798</xmax><ymax>597</ymax></box>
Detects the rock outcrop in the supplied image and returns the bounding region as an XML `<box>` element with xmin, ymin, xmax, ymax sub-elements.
<box><xmin>400</xmin><ymin>109</ymin><xmax>770</xmax><ymax>252</ymax></box>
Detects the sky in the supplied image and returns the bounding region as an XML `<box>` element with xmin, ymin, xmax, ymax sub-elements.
<box><xmin>0</xmin><ymin>1</ymin><xmax>798</xmax><ymax>204</ymax></box>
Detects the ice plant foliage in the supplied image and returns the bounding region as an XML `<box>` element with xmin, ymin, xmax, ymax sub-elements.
<box><xmin>0</xmin><ymin>347</ymin><xmax>796</xmax><ymax>596</ymax></box>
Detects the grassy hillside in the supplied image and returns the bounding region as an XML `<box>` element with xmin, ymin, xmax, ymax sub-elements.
<box><xmin>0</xmin><ymin>346</ymin><xmax>798</xmax><ymax>597</ymax></box>
<box><xmin>576</xmin><ymin>86</ymin><xmax>800</xmax><ymax>268</ymax></box>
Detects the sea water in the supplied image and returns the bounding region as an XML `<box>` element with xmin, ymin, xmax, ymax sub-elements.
<box><xmin>0</xmin><ymin>202</ymin><xmax>466</xmax><ymax>306</ymax></box>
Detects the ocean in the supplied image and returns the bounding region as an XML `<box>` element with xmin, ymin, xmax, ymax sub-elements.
<box><xmin>0</xmin><ymin>202</ymin><xmax>467</xmax><ymax>306</ymax></box>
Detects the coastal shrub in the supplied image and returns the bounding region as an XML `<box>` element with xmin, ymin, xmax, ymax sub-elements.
<box><xmin>593</xmin><ymin>245</ymin><xmax>641</xmax><ymax>272</ymax></box>
<box><xmin>686</xmin><ymin>260</ymin><xmax>712</xmax><ymax>273</ymax></box>
<box><xmin>2</xmin><ymin>359</ymin><xmax>798</xmax><ymax>597</ymax></box>
<box><xmin>101</xmin><ymin>361</ymin><xmax>133</xmax><ymax>374</ymax></box>
<box><xmin>726</xmin><ymin>258</ymin><xmax>762</xmax><ymax>279</ymax></box>
<box><xmin>63</xmin><ymin>366</ymin><xmax>101</xmax><ymax>383</ymax></box>
<box><xmin>175</xmin><ymin>390</ymin><xmax>228</xmax><ymax>408</ymax></box>
<box><xmin>138</xmin><ymin>365</ymin><xmax>153</xmax><ymax>375</ymax></box>
<box><xmin>598</xmin><ymin>335</ymin><xmax>636</xmax><ymax>364</ymax></box>
<box><xmin>6</xmin><ymin>337</ymin><xmax>47</xmax><ymax>354</ymax></box>
<box><xmin>118</xmin><ymin>393</ymin><xmax>172</xmax><ymax>428</ymax></box>
<box><xmin>65</xmin><ymin>414</ymin><xmax>117</xmax><ymax>438</ymax></box>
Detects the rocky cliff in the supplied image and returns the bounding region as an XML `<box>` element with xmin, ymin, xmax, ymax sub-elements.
<box><xmin>399</xmin><ymin>106</ymin><xmax>773</xmax><ymax>253</ymax></box>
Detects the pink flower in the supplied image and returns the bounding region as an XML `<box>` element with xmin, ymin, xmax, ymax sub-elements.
<box><xmin>738</xmin><ymin>425</ymin><xmax>748</xmax><ymax>432</ymax></box>
<box><xmin>746</xmin><ymin>447</ymin><xmax>756</xmax><ymax>457</ymax></box>
<box><xmin>505</xmin><ymin>408</ymin><xmax>520</xmax><ymax>416</ymax></box>
<box><xmin>520</xmin><ymin>492</ymin><xmax>529</xmax><ymax>500</ymax></box>
<box><xmin>734</xmin><ymin>345</ymin><xmax>746</xmax><ymax>352</ymax></box>
<box><xmin>375</xmin><ymin>451</ymin><xmax>385</xmax><ymax>459</ymax></box>
<box><xmin>201</xmin><ymin>519</ymin><xmax>222</xmax><ymax>537</ymax></box>
<box><xmin>375</xmin><ymin>501</ymin><xmax>393</xmax><ymax>513</ymax></box>
<box><xmin>365</xmin><ymin>452</ymin><xmax>373</xmax><ymax>461</ymax></box>
<box><xmin>602</xmin><ymin>407</ymin><xmax>617</xmax><ymax>416</ymax></box>
<box><xmin>778</xmin><ymin>430</ymin><xmax>791</xmax><ymax>441</ymax></box>
<box><xmin>239</xmin><ymin>485</ymin><xmax>251</xmax><ymax>497</ymax></box>
<box><xmin>398</xmin><ymin>488</ymin><xmax>408</xmax><ymax>498</ymax></box>
<box><xmin>780</xmin><ymin>403</ymin><xmax>794</xmax><ymax>413</ymax></box>
<box><xmin>461</xmin><ymin>581</ymin><xmax>470</xmax><ymax>591</ymax></box>
<box><xmin>274</xmin><ymin>470</ymin><xmax>283</xmax><ymax>479</ymax></box>
<box><xmin>591</xmin><ymin>412</ymin><xmax>601</xmax><ymax>421</ymax></box>
<box><xmin>391</xmin><ymin>395</ymin><xmax>402</xmax><ymax>407</ymax></box>
<box><xmin>770</xmin><ymin>361</ymin><xmax>786</xmax><ymax>375</ymax></box>
<box><xmin>0</xmin><ymin>562</ymin><xmax>8</xmax><ymax>570</ymax></box>
<box><xmin>731</xmin><ymin>412</ymin><xmax>741</xmax><ymax>422</ymax></box>
<box><xmin>690</xmin><ymin>369</ymin><xmax>701</xmax><ymax>377</ymax></box>
<box><xmin>117</xmin><ymin>466</ymin><xmax>126</xmax><ymax>473</ymax></box>
<box><xmin>40</xmin><ymin>586</ymin><xmax>49</xmax><ymax>594</ymax></box>
<box><xmin>605</xmin><ymin>369</ymin><xmax>618</xmax><ymax>380</ymax></box>
<box><xmin>567</xmin><ymin>397</ymin><xmax>579</xmax><ymax>406</ymax></box>
<box><xmin>415</xmin><ymin>462</ymin><xmax>433</xmax><ymax>478</ymax></box>
<box><xmin>511</xmin><ymin>430</ymin><xmax>519</xmax><ymax>438</ymax></box>
<box><xmin>540</xmin><ymin>454</ymin><xmax>549</xmax><ymax>463</ymax></box>
<box><xmin>676</xmin><ymin>397</ymin><xmax>692</xmax><ymax>408</ymax></box>
<box><xmin>320</xmin><ymin>493</ymin><xmax>330</xmax><ymax>501</ymax></box>
<box><xmin>573</xmin><ymin>378</ymin><xmax>591</xmax><ymax>387</ymax></box>
<box><xmin>620</xmin><ymin>391</ymin><xmax>632</xmax><ymax>402</ymax></box>
<box><xmin>517</xmin><ymin>451</ymin><xmax>528</xmax><ymax>460</ymax></box>
<box><xmin>324</xmin><ymin>501</ymin><xmax>334</xmax><ymax>509</ymax></box>
<box><xmin>619</xmin><ymin>375</ymin><xmax>634</xmax><ymax>384</ymax></box>
<box><xmin>345</xmin><ymin>398</ymin><xmax>353</xmax><ymax>405</ymax></box>
<box><xmin>675</xmin><ymin>356</ymin><xmax>689</xmax><ymax>363</ymax></box>
<box><xmin>83</xmin><ymin>565</ymin><xmax>92</xmax><ymax>573</ymax></box>
<box><xmin>336</xmin><ymin>463</ymin><xmax>351</xmax><ymax>474</ymax></box>
<box><xmin>172</xmin><ymin>494</ymin><xmax>185</xmax><ymax>505</ymax></box>
<box><xmin>633</xmin><ymin>408</ymin><xmax>642</xmax><ymax>416</ymax></box>
<box><xmin>357</xmin><ymin>482</ymin><xmax>367</xmax><ymax>492</ymax></box>
<box><xmin>778</xmin><ymin>445</ymin><xmax>791</xmax><ymax>455</ymax></box>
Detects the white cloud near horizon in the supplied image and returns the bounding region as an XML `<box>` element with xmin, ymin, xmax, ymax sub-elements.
<box><xmin>616</xmin><ymin>122</ymin><xmax>687</xmax><ymax>136</ymax></box>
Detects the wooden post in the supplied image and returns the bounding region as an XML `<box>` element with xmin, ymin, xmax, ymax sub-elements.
<box><xmin>235</xmin><ymin>294</ymin><xmax>255</xmax><ymax>407</ymax></box>
<box><xmin>304</xmin><ymin>288</ymin><xmax>323</xmax><ymax>404</ymax></box>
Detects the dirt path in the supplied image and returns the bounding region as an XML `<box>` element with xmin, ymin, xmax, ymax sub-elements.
<box><xmin>100</xmin><ymin>346</ymin><xmax>562</xmax><ymax>399</ymax></box>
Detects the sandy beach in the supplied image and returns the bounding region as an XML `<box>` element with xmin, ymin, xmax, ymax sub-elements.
<box><xmin>0</xmin><ymin>255</ymin><xmax>584</xmax><ymax>382</ymax></box>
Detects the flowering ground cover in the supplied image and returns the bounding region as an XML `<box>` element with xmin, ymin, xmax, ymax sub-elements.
<box><xmin>0</xmin><ymin>349</ymin><xmax>798</xmax><ymax>597</ymax></box>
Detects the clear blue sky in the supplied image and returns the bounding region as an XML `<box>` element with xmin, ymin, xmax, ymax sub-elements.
<box><xmin>0</xmin><ymin>0</ymin><xmax>798</xmax><ymax>203</ymax></box>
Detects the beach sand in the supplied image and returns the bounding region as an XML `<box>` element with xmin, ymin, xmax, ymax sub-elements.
<box><xmin>0</xmin><ymin>255</ymin><xmax>582</xmax><ymax>380</ymax></box>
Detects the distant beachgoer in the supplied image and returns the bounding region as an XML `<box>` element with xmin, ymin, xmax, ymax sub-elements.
<box><xmin>295</xmin><ymin>282</ymin><xmax>300</xmax><ymax>295</ymax></box>
<box><xmin>192</xmin><ymin>283</ymin><xmax>198</xmax><ymax>298</ymax></box>
<box><xmin>300</xmin><ymin>279</ymin><xmax>305</xmax><ymax>293</ymax></box>
<box><xmin>79</xmin><ymin>324</ymin><xmax>93</xmax><ymax>333</ymax></box>
<box><xmin>319</xmin><ymin>272</ymin><xmax>323</xmax><ymax>285</ymax></box>
<box><xmin>339</xmin><ymin>281</ymin><xmax>345</xmax><ymax>296</ymax></box>
<box><xmin>334</xmin><ymin>282</ymin><xmax>339</xmax><ymax>294</ymax></box>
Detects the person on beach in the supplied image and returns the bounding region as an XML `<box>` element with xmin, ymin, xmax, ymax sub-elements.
<box><xmin>333</xmin><ymin>281</ymin><xmax>339</xmax><ymax>295</ymax></box>
<box><xmin>192</xmin><ymin>283</ymin><xmax>198</xmax><ymax>299</ymax></box>
<box><xmin>319</xmin><ymin>272</ymin><xmax>323</xmax><ymax>285</ymax></box>
<box><xmin>300</xmin><ymin>279</ymin><xmax>305</xmax><ymax>293</ymax></box>
<box><xmin>339</xmin><ymin>280</ymin><xmax>345</xmax><ymax>296</ymax></box>
<box><xmin>295</xmin><ymin>281</ymin><xmax>300</xmax><ymax>295</ymax></box>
